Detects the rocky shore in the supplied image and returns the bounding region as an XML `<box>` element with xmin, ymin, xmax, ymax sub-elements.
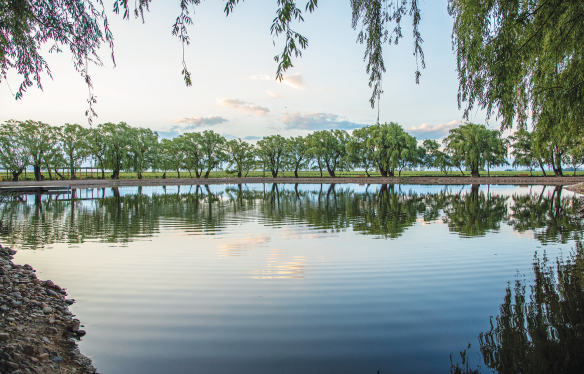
<box><xmin>0</xmin><ymin>246</ymin><xmax>96</xmax><ymax>373</ymax></box>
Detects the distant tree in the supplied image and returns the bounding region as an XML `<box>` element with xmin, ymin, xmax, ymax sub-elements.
<box><xmin>18</xmin><ymin>120</ymin><xmax>54</xmax><ymax>181</ymax></box>
<box><xmin>88</xmin><ymin>126</ymin><xmax>108</xmax><ymax>179</ymax></box>
<box><xmin>509</xmin><ymin>129</ymin><xmax>539</xmax><ymax>176</ymax></box>
<box><xmin>200</xmin><ymin>130</ymin><xmax>227</xmax><ymax>178</ymax></box>
<box><xmin>443</xmin><ymin>123</ymin><xmax>503</xmax><ymax>178</ymax></box>
<box><xmin>128</xmin><ymin>127</ymin><xmax>159</xmax><ymax>179</ymax></box>
<box><xmin>40</xmin><ymin>126</ymin><xmax>64</xmax><ymax>181</ymax></box>
<box><xmin>257</xmin><ymin>135</ymin><xmax>287</xmax><ymax>178</ymax></box>
<box><xmin>361</xmin><ymin>122</ymin><xmax>417</xmax><ymax>177</ymax></box>
<box><xmin>161</xmin><ymin>138</ymin><xmax>185</xmax><ymax>178</ymax></box>
<box><xmin>101</xmin><ymin>122</ymin><xmax>133</xmax><ymax>179</ymax></box>
<box><xmin>285</xmin><ymin>136</ymin><xmax>310</xmax><ymax>178</ymax></box>
<box><xmin>422</xmin><ymin>139</ymin><xmax>451</xmax><ymax>175</ymax></box>
<box><xmin>534</xmin><ymin>129</ymin><xmax>569</xmax><ymax>177</ymax></box>
<box><xmin>307</xmin><ymin>130</ymin><xmax>350</xmax><ymax>178</ymax></box>
<box><xmin>60</xmin><ymin>123</ymin><xmax>90</xmax><ymax>180</ymax></box>
<box><xmin>563</xmin><ymin>140</ymin><xmax>584</xmax><ymax>176</ymax></box>
<box><xmin>225</xmin><ymin>138</ymin><xmax>256</xmax><ymax>178</ymax></box>
<box><xmin>484</xmin><ymin>131</ymin><xmax>509</xmax><ymax>177</ymax></box>
<box><xmin>175</xmin><ymin>133</ymin><xmax>201</xmax><ymax>178</ymax></box>
<box><xmin>347</xmin><ymin>127</ymin><xmax>376</xmax><ymax>176</ymax></box>
<box><xmin>0</xmin><ymin>121</ymin><xmax>30</xmax><ymax>181</ymax></box>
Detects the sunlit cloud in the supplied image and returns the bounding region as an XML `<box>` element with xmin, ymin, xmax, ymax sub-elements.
<box><xmin>218</xmin><ymin>98</ymin><xmax>270</xmax><ymax>116</ymax></box>
<box><xmin>171</xmin><ymin>116</ymin><xmax>228</xmax><ymax>130</ymax></box>
<box><xmin>407</xmin><ymin>120</ymin><xmax>464</xmax><ymax>139</ymax></box>
<box><xmin>266</xmin><ymin>90</ymin><xmax>280</xmax><ymax>98</ymax></box>
<box><xmin>251</xmin><ymin>73</ymin><xmax>305</xmax><ymax>89</ymax></box>
<box><xmin>281</xmin><ymin>112</ymin><xmax>364</xmax><ymax>131</ymax></box>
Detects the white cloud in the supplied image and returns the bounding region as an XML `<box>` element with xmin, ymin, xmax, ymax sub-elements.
<box><xmin>281</xmin><ymin>112</ymin><xmax>364</xmax><ymax>130</ymax></box>
<box><xmin>218</xmin><ymin>98</ymin><xmax>270</xmax><ymax>116</ymax></box>
<box><xmin>266</xmin><ymin>90</ymin><xmax>280</xmax><ymax>99</ymax></box>
<box><xmin>251</xmin><ymin>73</ymin><xmax>305</xmax><ymax>89</ymax></box>
<box><xmin>172</xmin><ymin>116</ymin><xmax>228</xmax><ymax>130</ymax></box>
<box><xmin>407</xmin><ymin>120</ymin><xmax>464</xmax><ymax>139</ymax></box>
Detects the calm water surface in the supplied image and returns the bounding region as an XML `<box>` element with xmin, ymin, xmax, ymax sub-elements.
<box><xmin>0</xmin><ymin>183</ymin><xmax>581</xmax><ymax>373</ymax></box>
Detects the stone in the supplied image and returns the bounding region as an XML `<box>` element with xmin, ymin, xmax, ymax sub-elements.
<box><xmin>48</xmin><ymin>327</ymin><xmax>58</xmax><ymax>334</ymax></box>
<box><xmin>23</xmin><ymin>346</ymin><xmax>34</xmax><ymax>356</ymax></box>
<box><xmin>29</xmin><ymin>357</ymin><xmax>38</xmax><ymax>365</ymax></box>
<box><xmin>44</xmin><ymin>280</ymin><xmax>54</xmax><ymax>288</ymax></box>
<box><xmin>39</xmin><ymin>302</ymin><xmax>47</xmax><ymax>308</ymax></box>
<box><xmin>48</xmin><ymin>316</ymin><xmax>55</xmax><ymax>324</ymax></box>
<box><xmin>75</xmin><ymin>330</ymin><xmax>87</xmax><ymax>337</ymax></box>
<box><xmin>41</xmin><ymin>337</ymin><xmax>50</xmax><ymax>343</ymax></box>
<box><xmin>52</xmin><ymin>356</ymin><xmax>62</xmax><ymax>363</ymax></box>
<box><xmin>8</xmin><ymin>292</ymin><xmax>21</xmax><ymax>298</ymax></box>
<box><xmin>42</xmin><ymin>307</ymin><xmax>52</xmax><ymax>314</ymax></box>
<box><xmin>12</xmin><ymin>353</ymin><xmax>21</xmax><ymax>363</ymax></box>
<box><xmin>46</xmin><ymin>290</ymin><xmax>57</xmax><ymax>297</ymax></box>
<box><xmin>68</xmin><ymin>320</ymin><xmax>80</xmax><ymax>332</ymax></box>
<box><xmin>5</xmin><ymin>361</ymin><xmax>19</xmax><ymax>370</ymax></box>
<box><xmin>37</xmin><ymin>353</ymin><xmax>49</xmax><ymax>361</ymax></box>
<box><xmin>65</xmin><ymin>299</ymin><xmax>75</xmax><ymax>305</ymax></box>
<box><xmin>0</xmin><ymin>333</ymin><xmax>10</xmax><ymax>341</ymax></box>
<box><xmin>0</xmin><ymin>306</ymin><xmax>8</xmax><ymax>312</ymax></box>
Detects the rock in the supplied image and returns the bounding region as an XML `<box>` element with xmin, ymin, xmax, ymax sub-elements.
<box><xmin>0</xmin><ymin>306</ymin><xmax>8</xmax><ymax>311</ymax></box>
<box><xmin>46</xmin><ymin>289</ymin><xmax>57</xmax><ymax>297</ymax></box>
<box><xmin>29</xmin><ymin>357</ymin><xmax>39</xmax><ymax>365</ymax></box>
<box><xmin>8</xmin><ymin>292</ymin><xmax>21</xmax><ymax>298</ymax></box>
<box><xmin>0</xmin><ymin>333</ymin><xmax>10</xmax><ymax>341</ymax></box>
<box><xmin>12</xmin><ymin>353</ymin><xmax>21</xmax><ymax>363</ymax></box>
<box><xmin>5</xmin><ymin>361</ymin><xmax>19</xmax><ymax>370</ymax></box>
<box><xmin>65</xmin><ymin>299</ymin><xmax>75</xmax><ymax>305</ymax></box>
<box><xmin>45</xmin><ymin>280</ymin><xmax>54</xmax><ymax>288</ymax></box>
<box><xmin>41</xmin><ymin>337</ymin><xmax>50</xmax><ymax>343</ymax></box>
<box><xmin>48</xmin><ymin>327</ymin><xmax>58</xmax><ymax>334</ymax></box>
<box><xmin>76</xmin><ymin>330</ymin><xmax>87</xmax><ymax>337</ymax></box>
<box><xmin>52</xmin><ymin>356</ymin><xmax>63</xmax><ymax>363</ymax></box>
<box><xmin>40</xmin><ymin>302</ymin><xmax>47</xmax><ymax>308</ymax></box>
<box><xmin>23</xmin><ymin>345</ymin><xmax>35</xmax><ymax>356</ymax></box>
<box><xmin>68</xmin><ymin>320</ymin><xmax>80</xmax><ymax>332</ymax></box>
<box><xmin>42</xmin><ymin>307</ymin><xmax>52</xmax><ymax>314</ymax></box>
<box><xmin>37</xmin><ymin>353</ymin><xmax>49</xmax><ymax>361</ymax></box>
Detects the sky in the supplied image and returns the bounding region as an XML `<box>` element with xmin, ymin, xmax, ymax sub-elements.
<box><xmin>0</xmin><ymin>0</ymin><xmax>492</xmax><ymax>142</ymax></box>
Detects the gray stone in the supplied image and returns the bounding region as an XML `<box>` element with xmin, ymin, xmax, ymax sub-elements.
<box><xmin>46</xmin><ymin>289</ymin><xmax>57</xmax><ymax>297</ymax></box>
<box><xmin>65</xmin><ymin>299</ymin><xmax>75</xmax><ymax>305</ymax></box>
<box><xmin>52</xmin><ymin>356</ymin><xmax>63</xmax><ymax>363</ymax></box>
<box><xmin>42</xmin><ymin>307</ymin><xmax>52</xmax><ymax>314</ymax></box>
<box><xmin>0</xmin><ymin>333</ymin><xmax>10</xmax><ymax>341</ymax></box>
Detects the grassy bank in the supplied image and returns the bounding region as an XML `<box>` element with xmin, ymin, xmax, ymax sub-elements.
<box><xmin>3</xmin><ymin>169</ymin><xmax>584</xmax><ymax>182</ymax></box>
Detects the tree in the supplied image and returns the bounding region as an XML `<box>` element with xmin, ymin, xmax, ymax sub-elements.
<box><xmin>0</xmin><ymin>121</ymin><xmax>29</xmax><ymax>181</ymax></box>
<box><xmin>443</xmin><ymin>123</ymin><xmax>498</xmax><ymax>178</ymax></box>
<box><xmin>285</xmin><ymin>136</ymin><xmax>310</xmax><ymax>178</ymax></box>
<box><xmin>200</xmin><ymin>130</ymin><xmax>227</xmax><ymax>178</ymax></box>
<box><xmin>178</xmin><ymin>132</ymin><xmax>204</xmax><ymax>178</ymax></box>
<box><xmin>161</xmin><ymin>138</ymin><xmax>185</xmax><ymax>178</ymax></box>
<box><xmin>307</xmin><ymin>130</ymin><xmax>350</xmax><ymax>178</ymax></box>
<box><xmin>88</xmin><ymin>126</ymin><xmax>108</xmax><ymax>179</ymax></box>
<box><xmin>40</xmin><ymin>126</ymin><xmax>64</xmax><ymax>181</ymax></box>
<box><xmin>101</xmin><ymin>122</ymin><xmax>132</xmax><ymax>179</ymax></box>
<box><xmin>257</xmin><ymin>135</ymin><xmax>287</xmax><ymax>178</ymax></box>
<box><xmin>449</xmin><ymin>0</ymin><xmax>584</xmax><ymax>138</ymax></box>
<box><xmin>483</xmin><ymin>130</ymin><xmax>509</xmax><ymax>177</ymax></box>
<box><xmin>225</xmin><ymin>138</ymin><xmax>256</xmax><ymax>178</ymax></box>
<box><xmin>563</xmin><ymin>141</ymin><xmax>584</xmax><ymax>176</ymax></box>
<box><xmin>18</xmin><ymin>120</ymin><xmax>54</xmax><ymax>181</ymax></box>
<box><xmin>422</xmin><ymin>139</ymin><xmax>451</xmax><ymax>175</ymax></box>
<box><xmin>347</xmin><ymin>129</ymin><xmax>376</xmax><ymax>177</ymax></box>
<box><xmin>128</xmin><ymin>127</ymin><xmax>159</xmax><ymax>179</ymax></box>
<box><xmin>60</xmin><ymin>123</ymin><xmax>90</xmax><ymax>180</ymax></box>
<box><xmin>509</xmin><ymin>129</ymin><xmax>539</xmax><ymax>176</ymax></box>
<box><xmin>360</xmin><ymin>122</ymin><xmax>417</xmax><ymax>177</ymax></box>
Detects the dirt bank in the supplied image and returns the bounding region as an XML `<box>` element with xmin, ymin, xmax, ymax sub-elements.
<box><xmin>0</xmin><ymin>246</ymin><xmax>96</xmax><ymax>374</ymax></box>
<box><xmin>1</xmin><ymin>175</ymin><xmax>584</xmax><ymax>189</ymax></box>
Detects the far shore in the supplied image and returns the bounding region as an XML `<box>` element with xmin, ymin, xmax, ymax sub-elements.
<box><xmin>1</xmin><ymin>175</ymin><xmax>584</xmax><ymax>189</ymax></box>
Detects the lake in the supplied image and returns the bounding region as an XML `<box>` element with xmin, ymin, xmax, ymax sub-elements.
<box><xmin>0</xmin><ymin>183</ymin><xmax>581</xmax><ymax>374</ymax></box>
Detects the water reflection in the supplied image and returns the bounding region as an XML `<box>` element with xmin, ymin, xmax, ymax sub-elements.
<box><xmin>0</xmin><ymin>184</ymin><xmax>582</xmax><ymax>250</ymax></box>
<box><xmin>475</xmin><ymin>243</ymin><xmax>584</xmax><ymax>374</ymax></box>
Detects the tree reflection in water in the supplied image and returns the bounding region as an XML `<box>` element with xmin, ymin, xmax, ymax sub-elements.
<box><xmin>474</xmin><ymin>243</ymin><xmax>584</xmax><ymax>374</ymax></box>
<box><xmin>0</xmin><ymin>184</ymin><xmax>582</xmax><ymax>249</ymax></box>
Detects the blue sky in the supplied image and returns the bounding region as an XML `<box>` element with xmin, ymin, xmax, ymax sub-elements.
<box><xmin>0</xmin><ymin>1</ymin><xmax>489</xmax><ymax>141</ymax></box>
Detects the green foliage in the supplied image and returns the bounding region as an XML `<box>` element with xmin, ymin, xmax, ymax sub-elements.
<box><xmin>285</xmin><ymin>136</ymin><xmax>310</xmax><ymax>178</ymax></box>
<box><xmin>257</xmin><ymin>135</ymin><xmax>288</xmax><ymax>178</ymax></box>
<box><xmin>449</xmin><ymin>0</ymin><xmax>584</xmax><ymax>138</ymax></box>
<box><xmin>0</xmin><ymin>120</ymin><xmax>29</xmax><ymax>181</ymax></box>
<box><xmin>422</xmin><ymin>139</ymin><xmax>451</xmax><ymax>175</ymax></box>
<box><xmin>307</xmin><ymin>130</ymin><xmax>350</xmax><ymax>178</ymax></box>
<box><xmin>199</xmin><ymin>130</ymin><xmax>227</xmax><ymax>178</ymax></box>
<box><xmin>226</xmin><ymin>138</ymin><xmax>256</xmax><ymax>178</ymax></box>
<box><xmin>60</xmin><ymin>123</ymin><xmax>90</xmax><ymax>180</ymax></box>
<box><xmin>100</xmin><ymin>122</ymin><xmax>133</xmax><ymax>179</ymax></box>
<box><xmin>128</xmin><ymin>127</ymin><xmax>159</xmax><ymax>179</ymax></box>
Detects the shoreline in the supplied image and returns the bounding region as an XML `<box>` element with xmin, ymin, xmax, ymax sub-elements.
<box><xmin>1</xmin><ymin>175</ymin><xmax>584</xmax><ymax>189</ymax></box>
<box><xmin>0</xmin><ymin>246</ymin><xmax>96</xmax><ymax>373</ymax></box>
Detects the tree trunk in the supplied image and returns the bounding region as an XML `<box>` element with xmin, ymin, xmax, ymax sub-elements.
<box><xmin>237</xmin><ymin>171</ymin><xmax>242</xmax><ymax>178</ymax></box>
<box><xmin>138</xmin><ymin>173</ymin><xmax>143</xmax><ymax>179</ymax></box>
<box><xmin>54</xmin><ymin>169</ymin><xmax>65</xmax><ymax>180</ymax></box>
<box><xmin>327</xmin><ymin>165</ymin><xmax>336</xmax><ymax>178</ymax></box>
<box><xmin>538</xmin><ymin>160</ymin><xmax>547</xmax><ymax>176</ymax></box>
<box><xmin>294</xmin><ymin>169</ymin><xmax>299</xmax><ymax>178</ymax></box>
<box><xmin>177</xmin><ymin>169</ymin><xmax>181</xmax><ymax>178</ymax></box>
<box><xmin>34</xmin><ymin>164</ymin><xmax>42</xmax><ymax>181</ymax></box>
<box><xmin>471</xmin><ymin>168</ymin><xmax>480</xmax><ymax>178</ymax></box>
<box><xmin>12</xmin><ymin>170</ymin><xmax>23</xmax><ymax>182</ymax></box>
<box><xmin>111</xmin><ymin>170</ymin><xmax>120</xmax><ymax>179</ymax></box>
<box><xmin>204</xmin><ymin>170</ymin><xmax>211</xmax><ymax>178</ymax></box>
<box><xmin>271</xmin><ymin>169</ymin><xmax>278</xmax><ymax>178</ymax></box>
<box><xmin>379</xmin><ymin>165</ymin><xmax>388</xmax><ymax>177</ymax></box>
<box><xmin>162</xmin><ymin>172</ymin><xmax>166</xmax><ymax>179</ymax></box>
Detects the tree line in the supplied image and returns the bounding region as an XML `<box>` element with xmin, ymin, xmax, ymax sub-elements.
<box><xmin>0</xmin><ymin>119</ymin><xmax>580</xmax><ymax>182</ymax></box>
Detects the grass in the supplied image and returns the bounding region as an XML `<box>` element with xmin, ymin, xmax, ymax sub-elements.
<box><xmin>2</xmin><ymin>169</ymin><xmax>584</xmax><ymax>182</ymax></box>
